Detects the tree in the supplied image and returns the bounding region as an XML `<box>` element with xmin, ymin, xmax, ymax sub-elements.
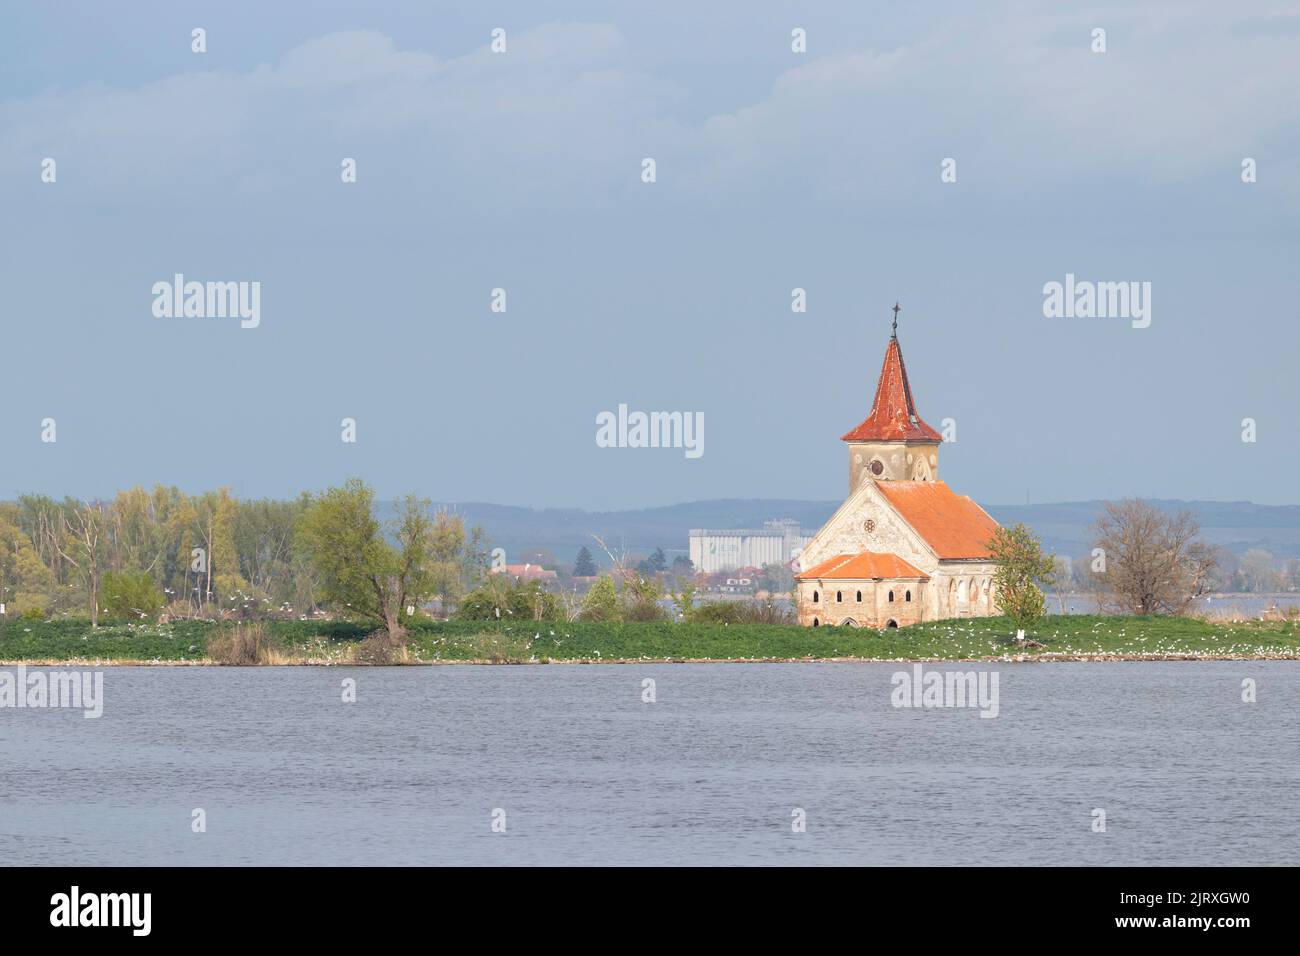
<box><xmin>1090</xmin><ymin>500</ymin><xmax>1217</xmax><ymax>615</ymax></box>
<box><xmin>425</xmin><ymin>511</ymin><xmax>469</xmax><ymax>612</ymax></box>
<box><xmin>573</xmin><ymin>546</ymin><xmax>597</xmax><ymax>577</ymax></box>
<box><xmin>648</xmin><ymin>547</ymin><xmax>667</xmax><ymax>574</ymax></box>
<box><xmin>987</xmin><ymin>523</ymin><xmax>1055</xmax><ymax>635</ymax></box>
<box><xmin>102</xmin><ymin>571</ymin><xmax>164</xmax><ymax>620</ymax></box>
<box><xmin>757</xmin><ymin>562</ymin><xmax>793</xmax><ymax>595</ymax></box>
<box><xmin>233</xmin><ymin>495</ymin><xmax>307</xmax><ymax>609</ymax></box>
<box><xmin>298</xmin><ymin>479</ymin><xmax>439</xmax><ymax>638</ymax></box>
<box><xmin>580</xmin><ymin>574</ymin><xmax>621</xmax><ymax>622</ymax></box>
<box><xmin>671</xmin><ymin>575</ymin><xmax>697</xmax><ymax>621</ymax></box>
<box><xmin>56</xmin><ymin>500</ymin><xmax>107</xmax><ymax>627</ymax></box>
<box><xmin>0</xmin><ymin>507</ymin><xmax>57</xmax><ymax>617</ymax></box>
<box><xmin>1286</xmin><ymin>559</ymin><xmax>1300</xmax><ymax>593</ymax></box>
<box><xmin>1239</xmin><ymin>549</ymin><xmax>1279</xmax><ymax>593</ymax></box>
<box><xmin>624</xmin><ymin>571</ymin><xmax>664</xmax><ymax>621</ymax></box>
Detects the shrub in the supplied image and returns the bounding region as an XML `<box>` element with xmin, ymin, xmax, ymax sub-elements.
<box><xmin>625</xmin><ymin>599</ymin><xmax>666</xmax><ymax>621</ymax></box>
<box><xmin>206</xmin><ymin>622</ymin><xmax>279</xmax><ymax>665</ymax></box>
<box><xmin>579</xmin><ymin>575</ymin><xmax>621</xmax><ymax>622</ymax></box>
<box><xmin>350</xmin><ymin>629</ymin><xmax>411</xmax><ymax>665</ymax></box>
<box><xmin>688</xmin><ymin>600</ymin><xmax>795</xmax><ymax>626</ymax></box>
<box><xmin>690</xmin><ymin>601</ymin><xmax>746</xmax><ymax>625</ymax></box>
<box><xmin>739</xmin><ymin>601</ymin><xmax>795</xmax><ymax>626</ymax></box>
<box><xmin>102</xmin><ymin>571</ymin><xmax>165</xmax><ymax>621</ymax></box>
<box><xmin>457</xmin><ymin>578</ymin><xmax>561</xmax><ymax>621</ymax></box>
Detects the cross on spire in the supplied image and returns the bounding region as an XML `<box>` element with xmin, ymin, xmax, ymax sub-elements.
<box><xmin>891</xmin><ymin>302</ymin><xmax>901</xmax><ymax>339</ymax></box>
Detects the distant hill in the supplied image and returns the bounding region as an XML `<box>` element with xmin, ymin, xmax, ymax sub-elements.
<box><xmin>986</xmin><ymin>500</ymin><xmax>1300</xmax><ymax>562</ymax></box>
<box><xmin>406</xmin><ymin>498</ymin><xmax>1300</xmax><ymax>567</ymax></box>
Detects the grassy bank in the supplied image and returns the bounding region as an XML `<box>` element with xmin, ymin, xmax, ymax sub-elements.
<box><xmin>2</xmin><ymin>614</ymin><xmax>1299</xmax><ymax>663</ymax></box>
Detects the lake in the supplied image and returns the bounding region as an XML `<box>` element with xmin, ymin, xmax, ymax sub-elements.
<box><xmin>1</xmin><ymin>662</ymin><xmax>1296</xmax><ymax>865</ymax></box>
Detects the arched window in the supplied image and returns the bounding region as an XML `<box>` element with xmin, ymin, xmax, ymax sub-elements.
<box><xmin>855</xmin><ymin>590</ymin><xmax>862</xmax><ymax>602</ymax></box>
<box><xmin>905</xmin><ymin>589</ymin><xmax>912</xmax><ymax>602</ymax></box>
<box><xmin>836</xmin><ymin>591</ymin><xmax>842</xmax><ymax>603</ymax></box>
<box><xmin>812</xmin><ymin>618</ymin><xmax>820</xmax><ymax>627</ymax></box>
<box><xmin>888</xmin><ymin>590</ymin><xmax>895</xmax><ymax>603</ymax></box>
<box><xmin>812</xmin><ymin>590</ymin><xmax>819</xmax><ymax>604</ymax></box>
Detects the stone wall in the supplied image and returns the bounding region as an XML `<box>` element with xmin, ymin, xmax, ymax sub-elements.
<box><xmin>797</xmin><ymin>578</ymin><xmax>927</xmax><ymax>628</ymax></box>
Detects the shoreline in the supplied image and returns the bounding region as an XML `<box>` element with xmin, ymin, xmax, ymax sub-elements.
<box><xmin>4</xmin><ymin>652</ymin><xmax>1299</xmax><ymax>667</ymax></box>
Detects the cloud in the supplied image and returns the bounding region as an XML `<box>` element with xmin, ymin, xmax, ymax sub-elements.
<box><xmin>3</xmin><ymin>5</ymin><xmax>1297</xmax><ymax>216</ymax></box>
<box><xmin>683</xmin><ymin>2</ymin><xmax>1300</xmax><ymax>203</ymax></box>
<box><xmin>0</xmin><ymin>24</ymin><xmax>676</xmax><ymax>209</ymax></box>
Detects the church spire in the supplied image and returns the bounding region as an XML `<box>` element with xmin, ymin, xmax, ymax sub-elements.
<box><xmin>840</xmin><ymin>311</ymin><xmax>942</xmax><ymax>488</ymax></box>
<box><xmin>841</xmin><ymin>307</ymin><xmax>940</xmax><ymax>444</ymax></box>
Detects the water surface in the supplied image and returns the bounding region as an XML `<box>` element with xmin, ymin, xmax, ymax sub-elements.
<box><xmin>1</xmin><ymin>663</ymin><xmax>1295</xmax><ymax>865</ymax></box>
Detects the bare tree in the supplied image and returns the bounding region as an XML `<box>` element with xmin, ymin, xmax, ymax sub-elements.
<box><xmin>56</xmin><ymin>501</ymin><xmax>106</xmax><ymax>627</ymax></box>
<box><xmin>1089</xmin><ymin>500</ymin><xmax>1217</xmax><ymax>615</ymax></box>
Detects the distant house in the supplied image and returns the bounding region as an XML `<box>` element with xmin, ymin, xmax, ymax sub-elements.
<box><xmin>490</xmin><ymin>563</ymin><xmax>558</xmax><ymax>581</ymax></box>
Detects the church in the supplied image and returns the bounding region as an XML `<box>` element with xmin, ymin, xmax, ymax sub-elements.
<box><xmin>793</xmin><ymin>308</ymin><xmax>1001</xmax><ymax>628</ymax></box>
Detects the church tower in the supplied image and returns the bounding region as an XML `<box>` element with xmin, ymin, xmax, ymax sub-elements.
<box><xmin>841</xmin><ymin>305</ymin><xmax>942</xmax><ymax>492</ymax></box>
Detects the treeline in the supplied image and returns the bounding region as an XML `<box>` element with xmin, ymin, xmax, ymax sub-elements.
<box><xmin>455</xmin><ymin>552</ymin><xmax>793</xmax><ymax>626</ymax></box>
<box><xmin>0</xmin><ymin>480</ymin><xmax>488</xmax><ymax>629</ymax></box>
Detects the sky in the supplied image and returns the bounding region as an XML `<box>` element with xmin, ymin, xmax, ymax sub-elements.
<box><xmin>2</xmin><ymin>1</ymin><xmax>1298</xmax><ymax>509</ymax></box>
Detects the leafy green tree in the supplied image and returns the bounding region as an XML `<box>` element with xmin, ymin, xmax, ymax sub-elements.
<box><xmin>233</xmin><ymin>495</ymin><xmax>307</xmax><ymax>609</ymax></box>
<box><xmin>298</xmin><ymin>479</ymin><xmax>439</xmax><ymax>638</ymax></box>
<box><xmin>0</xmin><ymin>507</ymin><xmax>57</xmax><ymax>617</ymax></box>
<box><xmin>648</xmin><ymin>547</ymin><xmax>667</xmax><ymax>573</ymax></box>
<box><xmin>102</xmin><ymin>571</ymin><xmax>165</xmax><ymax>620</ymax></box>
<box><xmin>987</xmin><ymin>523</ymin><xmax>1056</xmax><ymax>636</ymax></box>
<box><xmin>426</xmin><ymin>512</ymin><xmax>473</xmax><ymax>613</ymax></box>
<box><xmin>580</xmin><ymin>574</ymin><xmax>622</xmax><ymax>622</ymax></box>
<box><xmin>671</xmin><ymin>575</ymin><xmax>697</xmax><ymax>621</ymax></box>
<box><xmin>572</xmin><ymin>546</ymin><xmax>597</xmax><ymax>577</ymax></box>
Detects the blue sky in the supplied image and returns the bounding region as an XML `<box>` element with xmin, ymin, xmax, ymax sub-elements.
<box><xmin>2</xmin><ymin>1</ymin><xmax>1297</xmax><ymax>508</ymax></box>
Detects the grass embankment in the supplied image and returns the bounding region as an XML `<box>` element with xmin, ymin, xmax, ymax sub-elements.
<box><xmin>2</xmin><ymin>614</ymin><xmax>1300</xmax><ymax>663</ymax></box>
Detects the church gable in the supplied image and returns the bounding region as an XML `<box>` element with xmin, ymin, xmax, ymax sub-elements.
<box><xmin>796</xmin><ymin>479</ymin><xmax>937</xmax><ymax>574</ymax></box>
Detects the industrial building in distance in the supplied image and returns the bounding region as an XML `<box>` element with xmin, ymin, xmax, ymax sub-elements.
<box><xmin>688</xmin><ymin>519</ymin><xmax>812</xmax><ymax>574</ymax></box>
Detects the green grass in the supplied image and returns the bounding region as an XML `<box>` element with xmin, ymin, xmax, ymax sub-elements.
<box><xmin>1</xmin><ymin>614</ymin><xmax>1299</xmax><ymax>662</ymax></box>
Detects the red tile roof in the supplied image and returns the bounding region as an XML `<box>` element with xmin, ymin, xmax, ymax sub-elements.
<box><xmin>874</xmin><ymin>480</ymin><xmax>999</xmax><ymax>559</ymax></box>
<box><xmin>841</xmin><ymin>336</ymin><xmax>942</xmax><ymax>443</ymax></box>
<box><xmin>796</xmin><ymin>551</ymin><xmax>929</xmax><ymax>581</ymax></box>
